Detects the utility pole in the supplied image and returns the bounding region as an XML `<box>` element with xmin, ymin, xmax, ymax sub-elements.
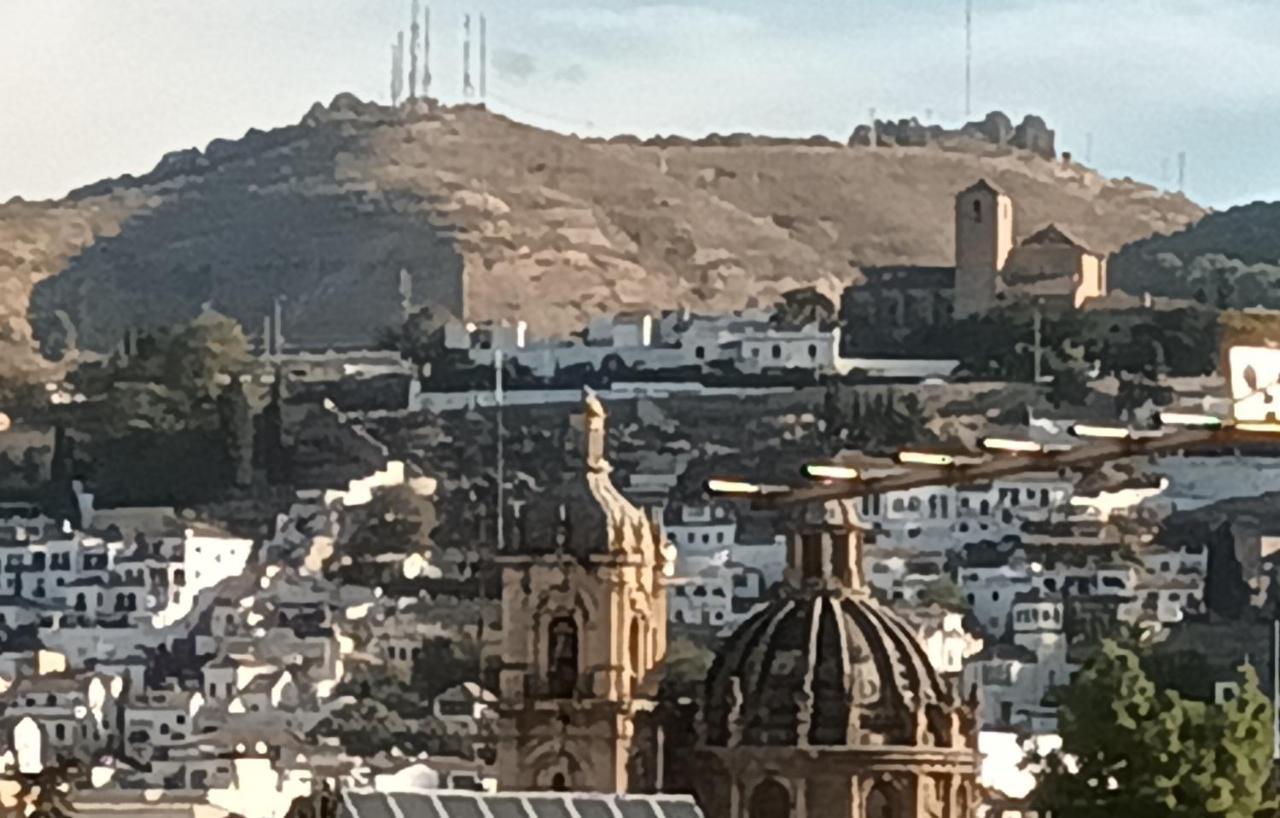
<box><xmin>1032</xmin><ymin>304</ymin><xmax>1043</xmax><ymax>383</ymax></box>
<box><xmin>495</xmin><ymin>348</ymin><xmax>505</xmax><ymax>552</ymax></box>
<box><xmin>273</xmin><ymin>296</ymin><xmax>285</xmax><ymax>358</ymax></box>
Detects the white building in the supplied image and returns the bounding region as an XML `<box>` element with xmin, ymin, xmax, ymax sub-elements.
<box><xmin>668</xmin><ymin>571</ymin><xmax>733</xmax><ymax>628</ymax></box>
<box><xmin>433</xmin><ymin>682</ymin><xmax>498</xmax><ymax>736</ymax></box>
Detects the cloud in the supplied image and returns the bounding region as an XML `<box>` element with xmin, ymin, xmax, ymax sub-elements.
<box><xmin>493</xmin><ymin>49</ymin><xmax>537</xmax><ymax>81</ymax></box>
<box><xmin>554</xmin><ymin>64</ymin><xmax>588</xmax><ymax>84</ymax></box>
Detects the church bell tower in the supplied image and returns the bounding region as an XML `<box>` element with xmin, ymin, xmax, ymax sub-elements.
<box><xmin>496</xmin><ymin>393</ymin><xmax>674</xmax><ymax>793</ymax></box>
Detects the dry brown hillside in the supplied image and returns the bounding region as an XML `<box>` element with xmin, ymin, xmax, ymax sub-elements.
<box><xmin>0</xmin><ymin>94</ymin><xmax>1204</xmax><ymax>382</ymax></box>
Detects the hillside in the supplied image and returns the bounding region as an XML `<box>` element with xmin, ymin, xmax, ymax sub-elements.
<box><xmin>1110</xmin><ymin>202</ymin><xmax>1280</xmax><ymax>307</ymax></box>
<box><xmin>0</xmin><ymin>94</ymin><xmax>1205</xmax><ymax>382</ymax></box>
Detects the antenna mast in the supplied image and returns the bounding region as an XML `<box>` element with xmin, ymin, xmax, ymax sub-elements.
<box><xmin>1178</xmin><ymin>151</ymin><xmax>1187</xmax><ymax>193</ymax></box>
<box><xmin>480</xmin><ymin>14</ymin><xmax>488</xmax><ymax>100</ymax></box>
<box><xmin>423</xmin><ymin>5</ymin><xmax>432</xmax><ymax>99</ymax></box>
<box><xmin>965</xmin><ymin>0</ymin><xmax>973</xmax><ymax>117</ymax></box>
<box><xmin>409</xmin><ymin>0</ymin><xmax>420</xmax><ymax>99</ymax></box>
<box><xmin>463</xmin><ymin>14</ymin><xmax>475</xmax><ymax>98</ymax></box>
<box><xmin>390</xmin><ymin>39</ymin><xmax>401</xmax><ymax>105</ymax></box>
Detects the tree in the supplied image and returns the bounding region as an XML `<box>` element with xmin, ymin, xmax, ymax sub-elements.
<box><xmin>411</xmin><ymin>636</ymin><xmax>483</xmax><ymax>702</ymax></box>
<box><xmin>116</xmin><ymin>310</ymin><xmax>251</xmax><ymax>399</ymax></box>
<box><xmin>917</xmin><ymin>577</ymin><xmax>969</xmax><ymax>614</ymax></box>
<box><xmin>379</xmin><ymin>305</ymin><xmax>454</xmax><ymax>367</ymax></box>
<box><xmin>1033</xmin><ymin>641</ymin><xmax>1275</xmax><ymax>818</ymax></box>
<box><xmin>772</xmin><ymin>286</ymin><xmax>836</xmax><ymax>329</ymax></box>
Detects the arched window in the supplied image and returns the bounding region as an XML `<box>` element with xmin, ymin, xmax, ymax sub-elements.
<box><xmin>547</xmin><ymin>616</ymin><xmax>579</xmax><ymax>698</ymax></box>
<box><xmin>629</xmin><ymin>618</ymin><xmax>643</xmax><ymax>696</ymax></box>
<box><xmin>551</xmin><ymin>773</ymin><xmax>568</xmax><ymax>792</ymax></box>
<box><xmin>972</xmin><ymin>199</ymin><xmax>982</xmax><ymax>223</ymax></box>
<box><xmin>748</xmin><ymin>778</ymin><xmax>790</xmax><ymax>818</ymax></box>
<box><xmin>866</xmin><ymin>781</ymin><xmax>899</xmax><ymax>818</ymax></box>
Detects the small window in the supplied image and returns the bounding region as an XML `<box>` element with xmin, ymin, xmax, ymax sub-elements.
<box><xmin>807</xmin><ymin>344</ymin><xmax>817</xmax><ymax>359</ymax></box>
<box><xmin>973</xmin><ymin>199</ymin><xmax>983</xmax><ymax>223</ymax></box>
<box><xmin>695</xmin><ymin>346</ymin><xmax>706</xmax><ymax>360</ymax></box>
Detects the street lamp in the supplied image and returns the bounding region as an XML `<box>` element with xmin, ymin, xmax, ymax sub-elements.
<box><xmin>898</xmin><ymin>451</ymin><xmax>954</xmax><ymax>466</ymax></box>
<box><xmin>802</xmin><ymin>464</ymin><xmax>860</xmax><ymax>481</ymax></box>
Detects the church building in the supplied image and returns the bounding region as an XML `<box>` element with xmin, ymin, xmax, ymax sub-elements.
<box><xmin>494</xmin><ymin>394</ymin><xmax>980</xmax><ymax>818</ymax></box>
<box><xmin>495</xmin><ymin>392</ymin><xmax>674</xmax><ymax>793</ymax></box>
<box><xmin>842</xmin><ymin>179</ymin><xmax>1108</xmax><ymax>350</ymax></box>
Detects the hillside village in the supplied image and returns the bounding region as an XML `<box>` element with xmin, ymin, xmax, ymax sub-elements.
<box><xmin>2</xmin><ymin>94</ymin><xmax>1280</xmax><ymax>817</ymax></box>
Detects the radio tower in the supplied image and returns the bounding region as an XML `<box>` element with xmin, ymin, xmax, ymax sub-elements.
<box><xmin>409</xmin><ymin>0</ymin><xmax>420</xmax><ymax>99</ymax></box>
<box><xmin>965</xmin><ymin>0</ymin><xmax>973</xmax><ymax>117</ymax></box>
<box><xmin>463</xmin><ymin>14</ymin><xmax>474</xmax><ymax>98</ymax></box>
<box><xmin>391</xmin><ymin>31</ymin><xmax>405</xmax><ymax>105</ymax></box>
<box><xmin>422</xmin><ymin>5</ymin><xmax>432</xmax><ymax>99</ymax></box>
<box><xmin>480</xmin><ymin>14</ymin><xmax>488</xmax><ymax>100</ymax></box>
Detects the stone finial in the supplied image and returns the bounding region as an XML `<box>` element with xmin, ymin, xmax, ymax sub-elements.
<box><xmin>582</xmin><ymin>388</ymin><xmax>607</xmax><ymax>471</ymax></box>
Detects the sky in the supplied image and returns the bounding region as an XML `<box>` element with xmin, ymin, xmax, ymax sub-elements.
<box><xmin>1</xmin><ymin>0</ymin><xmax>1276</xmax><ymax>209</ymax></box>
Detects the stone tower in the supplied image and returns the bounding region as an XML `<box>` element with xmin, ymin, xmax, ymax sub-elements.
<box><xmin>496</xmin><ymin>392</ymin><xmax>674</xmax><ymax>793</ymax></box>
<box><xmin>954</xmin><ymin>179</ymin><xmax>1014</xmax><ymax>317</ymax></box>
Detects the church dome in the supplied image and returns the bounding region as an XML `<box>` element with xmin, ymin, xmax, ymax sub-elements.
<box><xmin>703</xmin><ymin>588</ymin><xmax>955</xmax><ymax>748</ymax></box>
<box><xmin>701</xmin><ymin>497</ymin><xmax>961</xmax><ymax>751</ymax></box>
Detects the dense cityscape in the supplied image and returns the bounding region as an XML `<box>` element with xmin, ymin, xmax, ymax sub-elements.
<box><xmin>4</xmin><ymin>3</ymin><xmax>1280</xmax><ymax>817</ymax></box>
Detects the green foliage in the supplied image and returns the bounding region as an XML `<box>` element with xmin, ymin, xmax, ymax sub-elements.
<box><xmin>903</xmin><ymin>304</ymin><xmax>1220</xmax><ymax>391</ymax></box>
<box><xmin>917</xmin><ymin>576</ymin><xmax>970</xmax><ymax>614</ymax></box>
<box><xmin>1034</xmin><ymin>642</ymin><xmax>1275</xmax><ymax>818</ymax></box>
<box><xmin>659</xmin><ymin>636</ymin><xmax>717</xmax><ymax>701</ymax></box>
<box><xmin>411</xmin><ymin>636</ymin><xmax>484</xmax><ymax>702</ymax></box>
<box><xmin>827</xmin><ymin>389</ymin><xmax>929</xmax><ymax>452</ymax></box>
<box><xmin>313</xmin><ymin>656</ymin><xmax>487</xmax><ymax>758</ymax></box>
<box><xmin>773</xmin><ymin>286</ymin><xmax>836</xmax><ymax>329</ymax></box>
<box><xmin>112</xmin><ymin>309</ymin><xmax>253</xmax><ymax>403</ymax></box>
<box><xmin>339</xmin><ymin>485</ymin><xmax>439</xmax><ymax>559</ymax></box>
<box><xmin>380</xmin><ymin>305</ymin><xmax>453</xmax><ymax>366</ymax></box>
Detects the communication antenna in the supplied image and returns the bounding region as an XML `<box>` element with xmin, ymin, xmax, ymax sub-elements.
<box><xmin>1177</xmin><ymin>151</ymin><xmax>1187</xmax><ymax>193</ymax></box>
<box><xmin>390</xmin><ymin>36</ymin><xmax>403</xmax><ymax>105</ymax></box>
<box><xmin>463</xmin><ymin>14</ymin><xmax>475</xmax><ymax>98</ymax></box>
<box><xmin>423</xmin><ymin>5</ymin><xmax>432</xmax><ymax>98</ymax></box>
<box><xmin>965</xmin><ymin>0</ymin><xmax>973</xmax><ymax>117</ymax></box>
<box><xmin>480</xmin><ymin>14</ymin><xmax>488</xmax><ymax>100</ymax></box>
<box><xmin>409</xmin><ymin>0</ymin><xmax>420</xmax><ymax>99</ymax></box>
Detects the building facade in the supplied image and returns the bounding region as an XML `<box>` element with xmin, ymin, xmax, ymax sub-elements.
<box><xmin>698</xmin><ymin>499</ymin><xmax>980</xmax><ymax>818</ymax></box>
<box><xmin>496</xmin><ymin>393</ymin><xmax>674</xmax><ymax>793</ymax></box>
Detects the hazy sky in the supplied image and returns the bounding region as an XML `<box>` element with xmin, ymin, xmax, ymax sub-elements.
<box><xmin>2</xmin><ymin>0</ymin><xmax>1275</xmax><ymax>208</ymax></box>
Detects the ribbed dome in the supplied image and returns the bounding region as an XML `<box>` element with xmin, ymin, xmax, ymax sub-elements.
<box><xmin>703</xmin><ymin>587</ymin><xmax>955</xmax><ymax>748</ymax></box>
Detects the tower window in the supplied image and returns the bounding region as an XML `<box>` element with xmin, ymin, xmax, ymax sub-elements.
<box><xmin>547</xmin><ymin>616</ymin><xmax>579</xmax><ymax>698</ymax></box>
<box><xmin>801</xmin><ymin>533</ymin><xmax>824</xmax><ymax>579</ymax></box>
<box><xmin>973</xmin><ymin>199</ymin><xmax>982</xmax><ymax>223</ymax></box>
<box><xmin>749</xmin><ymin>778</ymin><xmax>790</xmax><ymax>818</ymax></box>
